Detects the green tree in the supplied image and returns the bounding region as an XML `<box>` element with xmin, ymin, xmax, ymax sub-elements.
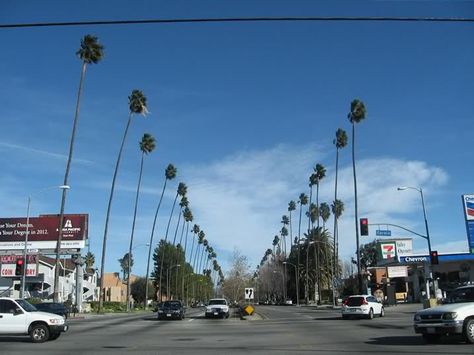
<box><xmin>131</xmin><ymin>277</ymin><xmax>155</xmax><ymax>306</ymax></box>
<box><xmin>348</xmin><ymin>99</ymin><xmax>367</xmax><ymax>293</ymax></box>
<box><xmin>359</xmin><ymin>240</ymin><xmax>380</xmax><ymax>269</ymax></box>
<box><xmin>84</xmin><ymin>251</ymin><xmax>95</xmax><ymax>269</ymax></box>
<box><xmin>319</xmin><ymin>203</ymin><xmax>331</xmax><ymax>229</ymax></box>
<box><xmin>145</xmin><ymin>163</ymin><xmax>177</xmax><ymax>308</ymax></box>
<box><xmin>54</xmin><ymin>35</ymin><xmax>104</xmax><ymax>302</ymax></box>
<box><xmin>99</xmin><ymin>89</ymin><xmax>149</xmax><ymax>312</ymax></box>
<box><xmin>126</xmin><ymin>133</ymin><xmax>156</xmax><ymax>311</ymax></box>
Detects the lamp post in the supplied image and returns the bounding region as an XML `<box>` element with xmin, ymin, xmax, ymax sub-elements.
<box><xmin>126</xmin><ymin>243</ymin><xmax>149</xmax><ymax>311</ymax></box>
<box><xmin>166</xmin><ymin>264</ymin><xmax>181</xmax><ymax>300</ymax></box>
<box><xmin>397</xmin><ymin>186</ymin><xmax>433</xmax><ymax>299</ymax></box>
<box><xmin>283</xmin><ymin>261</ymin><xmax>299</xmax><ymax>306</ymax></box>
<box><xmin>21</xmin><ymin>185</ymin><xmax>70</xmax><ymax>299</ymax></box>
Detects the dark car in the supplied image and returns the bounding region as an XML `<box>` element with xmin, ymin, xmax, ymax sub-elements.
<box><xmin>34</xmin><ymin>302</ymin><xmax>69</xmax><ymax>319</ymax></box>
<box><xmin>157</xmin><ymin>300</ymin><xmax>185</xmax><ymax>320</ymax></box>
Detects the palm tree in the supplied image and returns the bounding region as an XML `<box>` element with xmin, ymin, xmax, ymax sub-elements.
<box><xmin>54</xmin><ymin>35</ymin><xmax>104</xmax><ymax>302</ymax></box>
<box><xmin>348</xmin><ymin>99</ymin><xmax>367</xmax><ymax>293</ymax></box>
<box><xmin>281</xmin><ymin>215</ymin><xmax>289</xmax><ymax>258</ymax></box>
<box><xmin>320</xmin><ymin>203</ymin><xmax>331</xmax><ymax>229</ymax></box>
<box><xmin>288</xmin><ymin>201</ymin><xmax>296</xmax><ymax>246</ymax></box>
<box><xmin>84</xmin><ymin>251</ymin><xmax>95</xmax><ymax>269</ymax></box>
<box><xmin>332</xmin><ymin>128</ymin><xmax>347</xmax><ymax>305</ymax></box>
<box><xmin>98</xmin><ymin>89</ymin><xmax>148</xmax><ymax>312</ymax></box>
<box><xmin>126</xmin><ymin>133</ymin><xmax>155</xmax><ymax>311</ymax></box>
<box><xmin>297</xmin><ymin>193</ymin><xmax>308</xmax><ymax>303</ymax></box>
<box><xmin>181</xmin><ymin>208</ymin><xmax>193</xmax><ymax>303</ymax></box>
<box><xmin>272</xmin><ymin>235</ymin><xmax>279</xmax><ymax>258</ymax></box>
<box><xmin>144</xmin><ymin>163</ymin><xmax>177</xmax><ymax>308</ymax></box>
<box><xmin>331</xmin><ymin>199</ymin><xmax>345</xmax><ymax>272</ymax></box>
<box><xmin>158</xmin><ymin>182</ymin><xmax>187</xmax><ymax>301</ymax></box>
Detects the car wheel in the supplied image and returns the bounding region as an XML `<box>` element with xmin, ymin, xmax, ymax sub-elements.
<box><xmin>380</xmin><ymin>307</ymin><xmax>385</xmax><ymax>317</ymax></box>
<box><xmin>225</xmin><ymin>312</ymin><xmax>230</xmax><ymax>319</ymax></box>
<box><xmin>29</xmin><ymin>324</ymin><xmax>50</xmax><ymax>343</ymax></box>
<box><xmin>49</xmin><ymin>332</ymin><xmax>61</xmax><ymax>341</ymax></box>
<box><xmin>422</xmin><ymin>334</ymin><xmax>441</xmax><ymax>343</ymax></box>
<box><xmin>463</xmin><ymin>319</ymin><xmax>474</xmax><ymax>344</ymax></box>
<box><xmin>367</xmin><ymin>308</ymin><xmax>374</xmax><ymax>320</ymax></box>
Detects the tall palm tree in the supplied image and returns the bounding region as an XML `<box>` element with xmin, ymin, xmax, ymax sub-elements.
<box><xmin>144</xmin><ymin>163</ymin><xmax>177</xmax><ymax>308</ymax></box>
<box><xmin>288</xmin><ymin>201</ymin><xmax>296</xmax><ymax>246</ymax></box>
<box><xmin>332</xmin><ymin>128</ymin><xmax>347</xmax><ymax>305</ymax></box>
<box><xmin>272</xmin><ymin>235</ymin><xmax>279</xmax><ymax>258</ymax></box>
<box><xmin>348</xmin><ymin>99</ymin><xmax>367</xmax><ymax>293</ymax></box>
<box><xmin>297</xmin><ymin>193</ymin><xmax>308</xmax><ymax>303</ymax></box>
<box><xmin>54</xmin><ymin>35</ymin><xmax>104</xmax><ymax>302</ymax></box>
<box><xmin>331</xmin><ymin>199</ymin><xmax>345</xmax><ymax>272</ymax></box>
<box><xmin>181</xmin><ymin>207</ymin><xmax>193</xmax><ymax>302</ymax></box>
<box><xmin>98</xmin><ymin>89</ymin><xmax>148</xmax><ymax>312</ymax></box>
<box><xmin>126</xmin><ymin>133</ymin><xmax>155</xmax><ymax>311</ymax></box>
<box><xmin>158</xmin><ymin>182</ymin><xmax>187</xmax><ymax>301</ymax></box>
<box><xmin>281</xmin><ymin>215</ymin><xmax>289</xmax><ymax>258</ymax></box>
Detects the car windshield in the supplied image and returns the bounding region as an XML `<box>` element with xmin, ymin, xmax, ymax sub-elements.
<box><xmin>209</xmin><ymin>300</ymin><xmax>226</xmax><ymax>305</ymax></box>
<box><xmin>15</xmin><ymin>299</ymin><xmax>37</xmax><ymax>312</ymax></box>
<box><xmin>449</xmin><ymin>288</ymin><xmax>474</xmax><ymax>303</ymax></box>
<box><xmin>162</xmin><ymin>301</ymin><xmax>181</xmax><ymax>309</ymax></box>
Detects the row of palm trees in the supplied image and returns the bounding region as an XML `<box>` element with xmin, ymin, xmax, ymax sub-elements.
<box><xmin>259</xmin><ymin>99</ymin><xmax>367</xmax><ymax>303</ymax></box>
<box><xmin>52</xmin><ymin>34</ymin><xmax>223</xmax><ymax>310</ymax></box>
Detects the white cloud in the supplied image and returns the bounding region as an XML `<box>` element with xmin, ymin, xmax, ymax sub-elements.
<box><xmin>176</xmin><ymin>146</ymin><xmax>453</xmax><ymax>270</ymax></box>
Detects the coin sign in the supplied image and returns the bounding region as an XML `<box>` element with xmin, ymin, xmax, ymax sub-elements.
<box><xmin>245</xmin><ymin>287</ymin><xmax>254</xmax><ymax>300</ymax></box>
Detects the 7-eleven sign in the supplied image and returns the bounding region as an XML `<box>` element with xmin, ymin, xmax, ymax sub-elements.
<box><xmin>380</xmin><ymin>242</ymin><xmax>397</xmax><ymax>259</ymax></box>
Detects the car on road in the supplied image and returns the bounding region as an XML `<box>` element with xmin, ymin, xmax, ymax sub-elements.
<box><xmin>341</xmin><ymin>295</ymin><xmax>385</xmax><ymax>319</ymax></box>
<box><xmin>0</xmin><ymin>297</ymin><xmax>68</xmax><ymax>342</ymax></box>
<box><xmin>157</xmin><ymin>300</ymin><xmax>185</xmax><ymax>320</ymax></box>
<box><xmin>205</xmin><ymin>298</ymin><xmax>230</xmax><ymax>318</ymax></box>
<box><xmin>34</xmin><ymin>302</ymin><xmax>69</xmax><ymax>319</ymax></box>
<box><xmin>413</xmin><ymin>285</ymin><xmax>474</xmax><ymax>343</ymax></box>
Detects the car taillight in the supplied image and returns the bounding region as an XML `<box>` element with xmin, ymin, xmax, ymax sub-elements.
<box><xmin>343</xmin><ymin>299</ymin><xmax>348</xmax><ymax>306</ymax></box>
<box><xmin>362</xmin><ymin>299</ymin><xmax>368</xmax><ymax>305</ymax></box>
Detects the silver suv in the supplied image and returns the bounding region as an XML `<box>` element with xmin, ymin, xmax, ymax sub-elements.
<box><xmin>413</xmin><ymin>285</ymin><xmax>474</xmax><ymax>343</ymax></box>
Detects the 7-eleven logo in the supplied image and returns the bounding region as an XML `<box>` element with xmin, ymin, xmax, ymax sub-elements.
<box><xmin>381</xmin><ymin>243</ymin><xmax>397</xmax><ymax>259</ymax></box>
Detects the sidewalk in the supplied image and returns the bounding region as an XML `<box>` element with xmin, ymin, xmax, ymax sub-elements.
<box><xmin>68</xmin><ymin>310</ymin><xmax>151</xmax><ymax>321</ymax></box>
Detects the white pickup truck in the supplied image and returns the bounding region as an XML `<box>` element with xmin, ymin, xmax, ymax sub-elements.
<box><xmin>0</xmin><ymin>297</ymin><xmax>68</xmax><ymax>342</ymax></box>
<box><xmin>413</xmin><ymin>285</ymin><xmax>474</xmax><ymax>344</ymax></box>
<box><xmin>205</xmin><ymin>298</ymin><xmax>230</xmax><ymax>318</ymax></box>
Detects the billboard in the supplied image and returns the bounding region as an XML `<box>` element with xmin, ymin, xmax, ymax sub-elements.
<box><xmin>0</xmin><ymin>214</ymin><xmax>88</xmax><ymax>251</ymax></box>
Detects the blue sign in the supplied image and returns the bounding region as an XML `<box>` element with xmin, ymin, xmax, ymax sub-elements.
<box><xmin>376</xmin><ymin>230</ymin><xmax>392</xmax><ymax>237</ymax></box>
<box><xmin>466</xmin><ymin>220</ymin><xmax>474</xmax><ymax>254</ymax></box>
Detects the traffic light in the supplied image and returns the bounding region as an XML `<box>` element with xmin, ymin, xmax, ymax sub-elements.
<box><xmin>360</xmin><ymin>218</ymin><xmax>369</xmax><ymax>236</ymax></box>
<box><xmin>430</xmin><ymin>250</ymin><xmax>439</xmax><ymax>265</ymax></box>
<box><xmin>15</xmin><ymin>258</ymin><xmax>25</xmax><ymax>276</ymax></box>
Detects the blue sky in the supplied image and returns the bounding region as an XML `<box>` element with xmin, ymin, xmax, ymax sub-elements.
<box><xmin>0</xmin><ymin>1</ymin><xmax>473</xmax><ymax>277</ymax></box>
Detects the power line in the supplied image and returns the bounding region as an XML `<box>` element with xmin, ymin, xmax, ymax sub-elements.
<box><xmin>1</xmin><ymin>16</ymin><xmax>474</xmax><ymax>29</ymax></box>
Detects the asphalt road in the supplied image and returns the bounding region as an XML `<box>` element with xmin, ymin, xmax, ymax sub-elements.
<box><xmin>0</xmin><ymin>304</ymin><xmax>472</xmax><ymax>354</ymax></box>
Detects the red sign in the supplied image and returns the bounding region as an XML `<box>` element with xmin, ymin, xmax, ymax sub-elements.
<box><xmin>0</xmin><ymin>214</ymin><xmax>88</xmax><ymax>242</ymax></box>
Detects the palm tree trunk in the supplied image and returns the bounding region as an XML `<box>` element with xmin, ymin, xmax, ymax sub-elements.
<box><xmin>54</xmin><ymin>61</ymin><xmax>87</xmax><ymax>303</ymax></box>
<box><xmin>182</xmin><ymin>222</ymin><xmax>189</xmax><ymax>304</ymax></box>
<box><xmin>352</xmin><ymin>122</ymin><xmax>362</xmax><ymax>293</ymax></box>
<box><xmin>315</xmin><ymin>184</ymin><xmax>321</xmax><ymax>304</ymax></box>
<box><xmin>127</xmin><ymin>152</ymin><xmax>145</xmax><ymax>312</ymax></box>
<box><xmin>158</xmin><ymin>191</ymin><xmax>179</xmax><ymax>301</ymax></box>
<box><xmin>144</xmin><ymin>179</ymin><xmax>168</xmax><ymax>308</ymax></box>
<box><xmin>99</xmin><ymin>112</ymin><xmax>133</xmax><ymax>312</ymax></box>
<box><xmin>332</xmin><ymin>148</ymin><xmax>340</xmax><ymax>307</ymax></box>
<box><xmin>297</xmin><ymin>204</ymin><xmax>303</xmax><ymax>305</ymax></box>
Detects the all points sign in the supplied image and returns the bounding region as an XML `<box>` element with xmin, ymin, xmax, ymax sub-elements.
<box><xmin>0</xmin><ymin>214</ymin><xmax>88</xmax><ymax>251</ymax></box>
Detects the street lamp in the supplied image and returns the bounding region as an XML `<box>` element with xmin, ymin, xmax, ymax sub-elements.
<box><xmin>397</xmin><ymin>186</ymin><xmax>433</xmax><ymax>298</ymax></box>
<box><xmin>21</xmin><ymin>185</ymin><xmax>70</xmax><ymax>299</ymax></box>
<box><xmin>167</xmin><ymin>264</ymin><xmax>181</xmax><ymax>300</ymax></box>
<box><xmin>283</xmin><ymin>261</ymin><xmax>299</xmax><ymax>306</ymax></box>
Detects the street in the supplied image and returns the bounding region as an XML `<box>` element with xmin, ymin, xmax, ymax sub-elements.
<box><xmin>0</xmin><ymin>304</ymin><xmax>472</xmax><ymax>354</ymax></box>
